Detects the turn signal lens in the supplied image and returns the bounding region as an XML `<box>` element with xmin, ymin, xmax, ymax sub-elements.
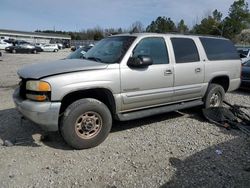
<box><xmin>26</xmin><ymin>94</ymin><xmax>47</xmax><ymax>101</ymax></box>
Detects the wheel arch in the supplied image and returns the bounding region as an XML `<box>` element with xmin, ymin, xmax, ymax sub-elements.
<box><xmin>59</xmin><ymin>88</ymin><xmax>117</xmax><ymax>117</ymax></box>
<box><xmin>209</xmin><ymin>75</ymin><xmax>230</xmax><ymax>92</ymax></box>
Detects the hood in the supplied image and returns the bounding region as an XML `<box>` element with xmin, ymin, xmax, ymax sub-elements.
<box><xmin>18</xmin><ymin>59</ymin><xmax>108</xmax><ymax>79</ymax></box>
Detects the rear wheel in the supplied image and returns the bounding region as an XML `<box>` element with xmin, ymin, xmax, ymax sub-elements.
<box><xmin>60</xmin><ymin>98</ymin><xmax>112</xmax><ymax>149</ymax></box>
<box><xmin>204</xmin><ymin>84</ymin><xmax>225</xmax><ymax>108</ymax></box>
<box><xmin>33</xmin><ymin>49</ymin><xmax>37</xmax><ymax>54</ymax></box>
<box><xmin>54</xmin><ymin>49</ymin><xmax>58</xmax><ymax>52</ymax></box>
<box><xmin>12</xmin><ymin>49</ymin><xmax>16</xmax><ymax>53</ymax></box>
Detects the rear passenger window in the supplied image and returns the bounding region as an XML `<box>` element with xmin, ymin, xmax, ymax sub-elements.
<box><xmin>171</xmin><ymin>38</ymin><xmax>200</xmax><ymax>63</ymax></box>
<box><xmin>200</xmin><ymin>37</ymin><xmax>239</xmax><ymax>60</ymax></box>
<box><xmin>133</xmin><ymin>37</ymin><xmax>169</xmax><ymax>64</ymax></box>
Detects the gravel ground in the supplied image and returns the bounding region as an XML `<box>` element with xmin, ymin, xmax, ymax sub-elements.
<box><xmin>0</xmin><ymin>50</ymin><xmax>249</xmax><ymax>188</ymax></box>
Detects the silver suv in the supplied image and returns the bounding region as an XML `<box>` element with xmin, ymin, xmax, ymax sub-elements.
<box><xmin>13</xmin><ymin>33</ymin><xmax>241</xmax><ymax>149</ymax></box>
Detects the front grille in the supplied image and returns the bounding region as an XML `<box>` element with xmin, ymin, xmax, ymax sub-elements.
<box><xmin>19</xmin><ymin>78</ymin><xmax>27</xmax><ymax>99</ymax></box>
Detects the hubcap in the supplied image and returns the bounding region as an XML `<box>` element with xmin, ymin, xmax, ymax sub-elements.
<box><xmin>210</xmin><ymin>92</ymin><xmax>221</xmax><ymax>107</ymax></box>
<box><xmin>75</xmin><ymin>111</ymin><xmax>102</xmax><ymax>139</ymax></box>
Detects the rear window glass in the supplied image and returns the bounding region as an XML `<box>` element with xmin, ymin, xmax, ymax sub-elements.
<box><xmin>200</xmin><ymin>37</ymin><xmax>239</xmax><ymax>60</ymax></box>
<box><xmin>171</xmin><ymin>38</ymin><xmax>200</xmax><ymax>63</ymax></box>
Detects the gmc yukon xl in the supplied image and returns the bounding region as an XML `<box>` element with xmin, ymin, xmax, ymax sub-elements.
<box><xmin>13</xmin><ymin>33</ymin><xmax>241</xmax><ymax>149</ymax></box>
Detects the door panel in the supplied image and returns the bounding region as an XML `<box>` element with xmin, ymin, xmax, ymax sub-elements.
<box><xmin>170</xmin><ymin>37</ymin><xmax>205</xmax><ymax>101</ymax></box>
<box><xmin>121</xmin><ymin>64</ymin><xmax>174</xmax><ymax>111</ymax></box>
<box><xmin>173</xmin><ymin>63</ymin><xmax>204</xmax><ymax>101</ymax></box>
<box><xmin>120</xmin><ymin>37</ymin><xmax>174</xmax><ymax>111</ymax></box>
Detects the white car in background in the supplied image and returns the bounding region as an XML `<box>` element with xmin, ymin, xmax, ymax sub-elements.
<box><xmin>41</xmin><ymin>44</ymin><xmax>59</xmax><ymax>52</ymax></box>
<box><xmin>0</xmin><ymin>40</ymin><xmax>13</xmax><ymax>50</ymax></box>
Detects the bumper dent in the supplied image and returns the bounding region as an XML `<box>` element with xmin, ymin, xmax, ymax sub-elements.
<box><xmin>13</xmin><ymin>89</ymin><xmax>61</xmax><ymax>131</ymax></box>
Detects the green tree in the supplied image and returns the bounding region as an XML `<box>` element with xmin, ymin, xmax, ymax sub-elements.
<box><xmin>192</xmin><ymin>9</ymin><xmax>223</xmax><ymax>36</ymax></box>
<box><xmin>177</xmin><ymin>19</ymin><xmax>189</xmax><ymax>33</ymax></box>
<box><xmin>223</xmin><ymin>0</ymin><xmax>250</xmax><ymax>39</ymax></box>
<box><xmin>146</xmin><ymin>16</ymin><xmax>176</xmax><ymax>33</ymax></box>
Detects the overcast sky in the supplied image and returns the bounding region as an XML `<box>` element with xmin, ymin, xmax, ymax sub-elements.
<box><xmin>0</xmin><ymin>0</ymin><xmax>248</xmax><ymax>32</ymax></box>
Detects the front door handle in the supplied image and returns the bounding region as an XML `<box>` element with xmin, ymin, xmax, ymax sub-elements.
<box><xmin>195</xmin><ymin>68</ymin><xmax>201</xmax><ymax>73</ymax></box>
<box><xmin>164</xmin><ymin>69</ymin><xmax>172</xmax><ymax>75</ymax></box>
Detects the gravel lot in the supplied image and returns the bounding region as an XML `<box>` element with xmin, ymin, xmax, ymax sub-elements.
<box><xmin>0</xmin><ymin>50</ymin><xmax>249</xmax><ymax>188</ymax></box>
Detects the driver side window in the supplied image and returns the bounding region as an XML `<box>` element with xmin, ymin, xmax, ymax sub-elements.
<box><xmin>133</xmin><ymin>37</ymin><xmax>169</xmax><ymax>64</ymax></box>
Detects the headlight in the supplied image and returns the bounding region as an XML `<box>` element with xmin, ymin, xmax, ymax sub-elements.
<box><xmin>26</xmin><ymin>80</ymin><xmax>51</xmax><ymax>101</ymax></box>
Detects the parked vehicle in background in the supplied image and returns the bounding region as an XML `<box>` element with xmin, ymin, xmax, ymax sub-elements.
<box><xmin>63</xmin><ymin>41</ymin><xmax>70</xmax><ymax>48</ymax></box>
<box><xmin>13</xmin><ymin>33</ymin><xmax>241</xmax><ymax>149</ymax></box>
<box><xmin>242</xmin><ymin>56</ymin><xmax>250</xmax><ymax>64</ymax></box>
<box><xmin>241</xmin><ymin>58</ymin><xmax>250</xmax><ymax>89</ymax></box>
<box><xmin>41</xmin><ymin>44</ymin><xmax>59</xmax><ymax>52</ymax></box>
<box><xmin>70</xmin><ymin>45</ymin><xmax>81</xmax><ymax>51</ymax></box>
<box><xmin>0</xmin><ymin>40</ymin><xmax>13</xmax><ymax>50</ymax></box>
<box><xmin>237</xmin><ymin>47</ymin><xmax>250</xmax><ymax>61</ymax></box>
<box><xmin>5</xmin><ymin>44</ymin><xmax>43</xmax><ymax>54</ymax></box>
<box><xmin>56</xmin><ymin>43</ymin><xmax>63</xmax><ymax>49</ymax></box>
<box><xmin>35</xmin><ymin>43</ymin><xmax>46</xmax><ymax>48</ymax></box>
<box><xmin>66</xmin><ymin>45</ymin><xmax>93</xmax><ymax>59</ymax></box>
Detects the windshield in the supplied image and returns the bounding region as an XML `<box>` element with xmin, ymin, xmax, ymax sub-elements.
<box><xmin>83</xmin><ymin>36</ymin><xmax>136</xmax><ymax>64</ymax></box>
<box><xmin>67</xmin><ymin>46</ymin><xmax>92</xmax><ymax>59</ymax></box>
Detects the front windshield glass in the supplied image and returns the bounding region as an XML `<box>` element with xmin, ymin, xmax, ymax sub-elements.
<box><xmin>83</xmin><ymin>36</ymin><xmax>136</xmax><ymax>64</ymax></box>
<box><xmin>67</xmin><ymin>46</ymin><xmax>91</xmax><ymax>59</ymax></box>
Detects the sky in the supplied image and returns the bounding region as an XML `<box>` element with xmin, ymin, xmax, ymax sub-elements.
<box><xmin>0</xmin><ymin>0</ymin><xmax>249</xmax><ymax>32</ymax></box>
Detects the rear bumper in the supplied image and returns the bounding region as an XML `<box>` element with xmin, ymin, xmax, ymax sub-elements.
<box><xmin>13</xmin><ymin>88</ymin><xmax>61</xmax><ymax>131</ymax></box>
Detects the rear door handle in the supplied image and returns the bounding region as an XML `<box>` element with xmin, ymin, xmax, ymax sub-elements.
<box><xmin>164</xmin><ymin>69</ymin><xmax>172</xmax><ymax>75</ymax></box>
<box><xmin>195</xmin><ymin>68</ymin><xmax>201</xmax><ymax>73</ymax></box>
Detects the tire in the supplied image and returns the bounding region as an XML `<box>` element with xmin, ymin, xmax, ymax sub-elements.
<box><xmin>12</xmin><ymin>49</ymin><xmax>16</xmax><ymax>54</ymax></box>
<box><xmin>204</xmin><ymin>84</ymin><xmax>225</xmax><ymax>108</ymax></box>
<box><xmin>54</xmin><ymin>49</ymin><xmax>58</xmax><ymax>52</ymax></box>
<box><xmin>60</xmin><ymin>98</ymin><xmax>112</xmax><ymax>149</ymax></box>
<box><xmin>33</xmin><ymin>49</ymin><xmax>37</xmax><ymax>54</ymax></box>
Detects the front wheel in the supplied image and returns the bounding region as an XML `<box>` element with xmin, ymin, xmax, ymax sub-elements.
<box><xmin>60</xmin><ymin>98</ymin><xmax>112</xmax><ymax>149</ymax></box>
<box><xmin>204</xmin><ymin>84</ymin><xmax>225</xmax><ymax>108</ymax></box>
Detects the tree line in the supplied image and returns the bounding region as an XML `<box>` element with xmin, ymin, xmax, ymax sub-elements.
<box><xmin>36</xmin><ymin>0</ymin><xmax>250</xmax><ymax>43</ymax></box>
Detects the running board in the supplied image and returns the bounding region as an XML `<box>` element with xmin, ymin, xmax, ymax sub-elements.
<box><xmin>116</xmin><ymin>100</ymin><xmax>203</xmax><ymax>121</ymax></box>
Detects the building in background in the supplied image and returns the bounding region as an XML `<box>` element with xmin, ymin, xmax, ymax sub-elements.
<box><xmin>0</xmin><ymin>29</ymin><xmax>71</xmax><ymax>45</ymax></box>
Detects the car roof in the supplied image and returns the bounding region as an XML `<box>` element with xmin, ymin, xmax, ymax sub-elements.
<box><xmin>111</xmin><ymin>32</ymin><xmax>228</xmax><ymax>40</ymax></box>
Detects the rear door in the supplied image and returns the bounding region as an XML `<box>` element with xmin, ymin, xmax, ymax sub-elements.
<box><xmin>170</xmin><ymin>37</ymin><xmax>205</xmax><ymax>101</ymax></box>
<box><xmin>120</xmin><ymin>37</ymin><xmax>174</xmax><ymax>111</ymax></box>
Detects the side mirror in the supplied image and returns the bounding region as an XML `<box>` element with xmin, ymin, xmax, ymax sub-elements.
<box><xmin>127</xmin><ymin>55</ymin><xmax>153</xmax><ymax>68</ymax></box>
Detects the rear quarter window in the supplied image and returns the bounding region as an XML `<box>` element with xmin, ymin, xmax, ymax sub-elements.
<box><xmin>200</xmin><ymin>37</ymin><xmax>239</xmax><ymax>61</ymax></box>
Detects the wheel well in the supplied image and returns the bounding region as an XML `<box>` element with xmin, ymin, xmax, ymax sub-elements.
<box><xmin>210</xmin><ymin>76</ymin><xmax>229</xmax><ymax>92</ymax></box>
<box><xmin>59</xmin><ymin>88</ymin><xmax>116</xmax><ymax>116</ymax></box>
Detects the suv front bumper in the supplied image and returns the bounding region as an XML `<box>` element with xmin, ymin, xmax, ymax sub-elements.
<box><xmin>13</xmin><ymin>88</ymin><xmax>61</xmax><ymax>131</ymax></box>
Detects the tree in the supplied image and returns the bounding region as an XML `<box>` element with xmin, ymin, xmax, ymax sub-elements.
<box><xmin>146</xmin><ymin>16</ymin><xmax>176</xmax><ymax>33</ymax></box>
<box><xmin>192</xmin><ymin>9</ymin><xmax>223</xmax><ymax>36</ymax></box>
<box><xmin>223</xmin><ymin>0</ymin><xmax>250</xmax><ymax>39</ymax></box>
<box><xmin>177</xmin><ymin>19</ymin><xmax>189</xmax><ymax>33</ymax></box>
<box><xmin>130</xmin><ymin>21</ymin><xmax>144</xmax><ymax>33</ymax></box>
